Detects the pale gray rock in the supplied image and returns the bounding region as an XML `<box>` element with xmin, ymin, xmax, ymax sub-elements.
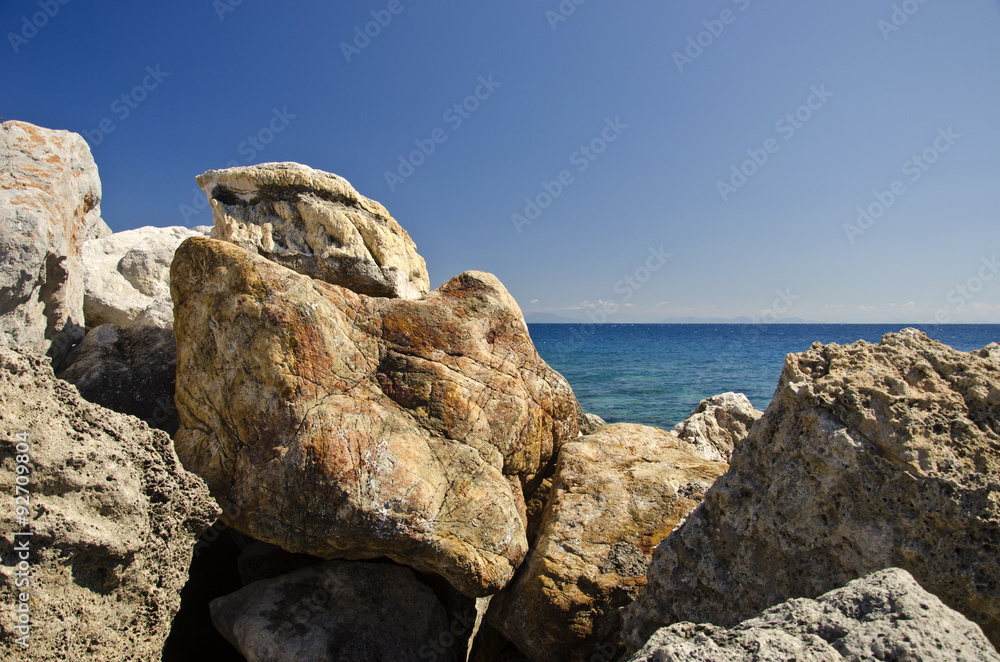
<box><xmin>581</xmin><ymin>412</ymin><xmax>607</xmax><ymax>435</ymax></box>
<box><xmin>671</xmin><ymin>392</ymin><xmax>762</xmax><ymax>462</ymax></box>
<box><xmin>628</xmin><ymin>568</ymin><xmax>1000</xmax><ymax>662</ymax></box>
<box><xmin>0</xmin><ymin>121</ymin><xmax>110</xmax><ymax>366</ymax></box>
<box><xmin>0</xmin><ymin>346</ymin><xmax>219</xmax><ymax>660</ymax></box>
<box><xmin>622</xmin><ymin>330</ymin><xmax>1000</xmax><ymax>651</ymax></box>
<box><xmin>210</xmin><ymin>560</ymin><xmax>457</xmax><ymax>662</ymax></box>
<box><xmin>56</xmin><ymin>322</ymin><xmax>179</xmax><ymax>433</ymax></box>
<box><xmin>198</xmin><ymin>162</ymin><xmax>429</xmax><ymax>299</ymax></box>
<box><xmin>80</xmin><ymin>225</ymin><xmax>209</xmax><ymax>329</ymax></box>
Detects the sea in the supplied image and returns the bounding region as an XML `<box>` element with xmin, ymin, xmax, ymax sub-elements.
<box><xmin>527</xmin><ymin>324</ymin><xmax>1000</xmax><ymax>430</ymax></box>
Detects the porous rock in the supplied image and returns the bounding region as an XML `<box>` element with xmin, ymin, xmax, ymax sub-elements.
<box><xmin>0</xmin><ymin>346</ymin><xmax>219</xmax><ymax>660</ymax></box>
<box><xmin>199</xmin><ymin>162</ymin><xmax>429</xmax><ymax>299</ymax></box>
<box><xmin>628</xmin><ymin>568</ymin><xmax>1000</xmax><ymax>662</ymax></box>
<box><xmin>0</xmin><ymin>121</ymin><xmax>110</xmax><ymax>366</ymax></box>
<box><xmin>171</xmin><ymin>236</ymin><xmax>578</xmax><ymax>596</ymax></box>
<box><xmin>210</xmin><ymin>560</ymin><xmax>456</xmax><ymax>662</ymax></box>
<box><xmin>622</xmin><ymin>329</ymin><xmax>1000</xmax><ymax>650</ymax></box>
<box><xmin>489</xmin><ymin>424</ymin><xmax>728</xmax><ymax>662</ymax></box>
<box><xmin>671</xmin><ymin>392</ymin><xmax>762</xmax><ymax>462</ymax></box>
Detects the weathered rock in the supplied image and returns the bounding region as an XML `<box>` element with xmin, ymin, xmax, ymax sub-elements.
<box><xmin>490</xmin><ymin>424</ymin><xmax>728</xmax><ymax>662</ymax></box>
<box><xmin>628</xmin><ymin>568</ymin><xmax>1000</xmax><ymax>662</ymax></box>
<box><xmin>56</xmin><ymin>322</ymin><xmax>179</xmax><ymax>433</ymax></box>
<box><xmin>199</xmin><ymin>162</ymin><xmax>429</xmax><ymax>299</ymax></box>
<box><xmin>0</xmin><ymin>121</ymin><xmax>110</xmax><ymax>366</ymax></box>
<box><xmin>81</xmin><ymin>225</ymin><xmax>209</xmax><ymax>329</ymax></box>
<box><xmin>210</xmin><ymin>560</ymin><xmax>457</xmax><ymax>662</ymax></box>
<box><xmin>581</xmin><ymin>412</ymin><xmax>607</xmax><ymax>435</ymax></box>
<box><xmin>0</xmin><ymin>346</ymin><xmax>219</xmax><ymax>660</ymax></box>
<box><xmin>671</xmin><ymin>392</ymin><xmax>762</xmax><ymax>462</ymax></box>
<box><xmin>622</xmin><ymin>329</ymin><xmax>1000</xmax><ymax>651</ymax></box>
<box><xmin>171</xmin><ymin>237</ymin><xmax>578</xmax><ymax>596</ymax></box>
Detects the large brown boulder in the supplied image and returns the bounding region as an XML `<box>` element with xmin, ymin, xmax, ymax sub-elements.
<box><xmin>199</xmin><ymin>162</ymin><xmax>429</xmax><ymax>299</ymax></box>
<box><xmin>0</xmin><ymin>346</ymin><xmax>219</xmax><ymax>660</ymax></box>
<box><xmin>170</xmin><ymin>237</ymin><xmax>577</xmax><ymax>596</ymax></box>
<box><xmin>0</xmin><ymin>121</ymin><xmax>111</xmax><ymax>366</ymax></box>
<box><xmin>489</xmin><ymin>424</ymin><xmax>728</xmax><ymax>662</ymax></box>
<box><xmin>628</xmin><ymin>568</ymin><xmax>1000</xmax><ymax>662</ymax></box>
<box><xmin>622</xmin><ymin>329</ymin><xmax>1000</xmax><ymax>651</ymax></box>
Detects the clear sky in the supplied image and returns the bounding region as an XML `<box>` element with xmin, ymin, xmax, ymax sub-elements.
<box><xmin>3</xmin><ymin>0</ymin><xmax>999</xmax><ymax>323</ymax></box>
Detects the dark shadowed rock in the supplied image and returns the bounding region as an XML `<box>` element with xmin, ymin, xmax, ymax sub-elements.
<box><xmin>56</xmin><ymin>322</ymin><xmax>179</xmax><ymax>433</ymax></box>
<box><xmin>210</xmin><ymin>560</ymin><xmax>457</xmax><ymax>662</ymax></box>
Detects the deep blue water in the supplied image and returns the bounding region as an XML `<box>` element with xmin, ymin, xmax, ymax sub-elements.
<box><xmin>527</xmin><ymin>324</ymin><xmax>1000</xmax><ymax>430</ymax></box>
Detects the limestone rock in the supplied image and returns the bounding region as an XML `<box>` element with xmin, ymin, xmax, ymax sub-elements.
<box><xmin>56</xmin><ymin>322</ymin><xmax>179</xmax><ymax>433</ymax></box>
<box><xmin>628</xmin><ymin>568</ymin><xmax>1000</xmax><ymax>662</ymax></box>
<box><xmin>671</xmin><ymin>392</ymin><xmax>762</xmax><ymax>462</ymax></box>
<box><xmin>622</xmin><ymin>329</ymin><xmax>1000</xmax><ymax>651</ymax></box>
<box><xmin>210</xmin><ymin>560</ymin><xmax>456</xmax><ymax>662</ymax></box>
<box><xmin>0</xmin><ymin>121</ymin><xmax>110</xmax><ymax>366</ymax></box>
<box><xmin>198</xmin><ymin>162</ymin><xmax>429</xmax><ymax>299</ymax></box>
<box><xmin>81</xmin><ymin>225</ymin><xmax>209</xmax><ymax>329</ymax></box>
<box><xmin>0</xmin><ymin>346</ymin><xmax>219</xmax><ymax>660</ymax></box>
<box><xmin>171</xmin><ymin>237</ymin><xmax>578</xmax><ymax>596</ymax></box>
<box><xmin>490</xmin><ymin>424</ymin><xmax>728</xmax><ymax>662</ymax></box>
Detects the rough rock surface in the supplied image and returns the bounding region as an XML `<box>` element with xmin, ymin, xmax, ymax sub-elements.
<box><xmin>56</xmin><ymin>322</ymin><xmax>180</xmax><ymax>433</ymax></box>
<box><xmin>199</xmin><ymin>162</ymin><xmax>429</xmax><ymax>299</ymax></box>
<box><xmin>171</xmin><ymin>237</ymin><xmax>578</xmax><ymax>596</ymax></box>
<box><xmin>0</xmin><ymin>346</ymin><xmax>219</xmax><ymax>660</ymax></box>
<box><xmin>622</xmin><ymin>330</ymin><xmax>1000</xmax><ymax>651</ymax></box>
<box><xmin>580</xmin><ymin>412</ymin><xmax>607</xmax><ymax>435</ymax></box>
<box><xmin>0</xmin><ymin>121</ymin><xmax>111</xmax><ymax>366</ymax></box>
<box><xmin>210</xmin><ymin>560</ymin><xmax>456</xmax><ymax>662</ymax></box>
<box><xmin>81</xmin><ymin>225</ymin><xmax>209</xmax><ymax>329</ymax></box>
<box><xmin>671</xmin><ymin>392</ymin><xmax>762</xmax><ymax>462</ymax></box>
<box><xmin>490</xmin><ymin>424</ymin><xmax>728</xmax><ymax>662</ymax></box>
<box><xmin>628</xmin><ymin>568</ymin><xmax>1000</xmax><ymax>662</ymax></box>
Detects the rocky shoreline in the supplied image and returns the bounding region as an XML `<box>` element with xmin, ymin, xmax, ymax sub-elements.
<box><xmin>1</xmin><ymin>120</ymin><xmax>998</xmax><ymax>661</ymax></box>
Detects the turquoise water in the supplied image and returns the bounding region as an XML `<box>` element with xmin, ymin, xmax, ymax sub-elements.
<box><xmin>528</xmin><ymin>324</ymin><xmax>1000</xmax><ymax>430</ymax></box>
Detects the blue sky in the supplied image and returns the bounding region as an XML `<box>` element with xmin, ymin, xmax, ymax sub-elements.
<box><xmin>3</xmin><ymin>0</ymin><xmax>999</xmax><ymax>323</ymax></box>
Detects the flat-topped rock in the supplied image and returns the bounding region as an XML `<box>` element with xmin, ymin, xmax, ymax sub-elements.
<box><xmin>198</xmin><ymin>162</ymin><xmax>429</xmax><ymax>299</ymax></box>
